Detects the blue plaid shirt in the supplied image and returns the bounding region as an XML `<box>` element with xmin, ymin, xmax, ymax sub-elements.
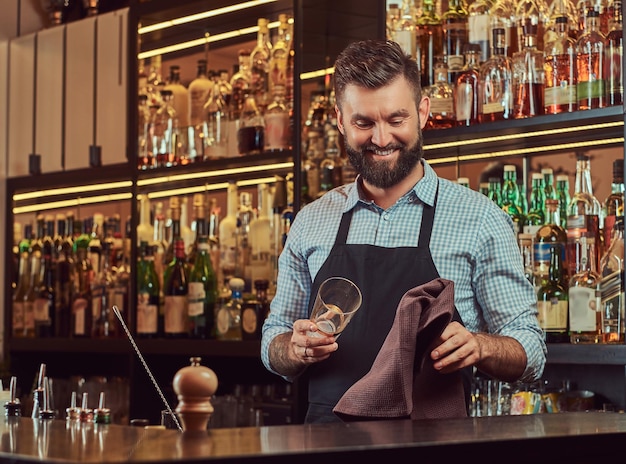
<box><xmin>261</xmin><ymin>160</ymin><xmax>547</xmax><ymax>383</ymax></box>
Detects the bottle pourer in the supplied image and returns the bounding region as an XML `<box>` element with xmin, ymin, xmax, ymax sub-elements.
<box><xmin>4</xmin><ymin>376</ymin><xmax>21</xmax><ymax>417</ymax></box>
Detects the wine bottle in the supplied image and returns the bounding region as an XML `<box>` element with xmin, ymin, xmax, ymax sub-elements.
<box><xmin>188</xmin><ymin>235</ymin><xmax>218</xmax><ymax>339</ymax></box>
<box><xmin>241</xmin><ymin>279</ymin><xmax>270</xmax><ymax>340</ymax></box>
<box><xmin>163</xmin><ymin>237</ymin><xmax>189</xmax><ymax>338</ymax></box>
<box><xmin>136</xmin><ymin>241</ymin><xmax>161</xmax><ymax>338</ymax></box>
<box><xmin>569</xmin><ymin>235</ymin><xmax>602</xmax><ymax>343</ymax></box>
<box><xmin>537</xmin><ymin>244</ymin><xmax>569</xmax><ymax>343</ymax></box>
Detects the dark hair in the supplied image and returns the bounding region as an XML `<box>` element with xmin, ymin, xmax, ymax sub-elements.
<box><xmin>333</xmin><ymin>39</ymin><xmax>422</xmax><ymax>110</ymax></box>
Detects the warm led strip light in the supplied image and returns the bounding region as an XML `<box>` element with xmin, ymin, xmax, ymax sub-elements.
<box><xmin>137</xmin><ymin>161</ymin><xmax>294</xmax><ymax>187</ymax></box>
<box><xmin>424</xmin><ymin>120</ymin><xmax>624</xmax><ymax>152</ymax></box>
<box><xmin>147</xmin><ymin>176</ymin><xmax>278</xmax><ymax>199</ymax></box>
<box><xmin>13</xmin><ymin>193</ymin><xmax>133</xmax><ymax>215</ymax></box>
<box><xmin>138</xmin><ymin>0</ymin><xmax>279</xmax><ymax>35</ymax></box>
<box><xmin>138</xmin><ymin>21</ymin><xmax>281</xmax><ymax>59</ymax></box>
<box><xmin>301</xmin><ymin>67</ymin><xmax>334</xmax><ymax>80</ymax></box>
<box><xmin>13</xmin><ymin>181</ymin><xmax>133</xmax><ymax>202</ymax></box>
<box><xmin>427</xmin><ymin>137</ymin><xmax>625</xmax><ymax>165</ymax></box>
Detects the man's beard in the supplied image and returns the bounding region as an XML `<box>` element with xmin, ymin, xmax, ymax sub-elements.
<box><xmin>345</xmin><ymin>134</ymin><xmax>423</xmax><ymax>189</ymax></box>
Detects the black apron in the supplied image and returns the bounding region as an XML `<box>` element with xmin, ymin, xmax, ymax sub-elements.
<box><xmin>304</xmin><ymin>184</ymin><xmax>469</xmax><ymax>423</ymax></box>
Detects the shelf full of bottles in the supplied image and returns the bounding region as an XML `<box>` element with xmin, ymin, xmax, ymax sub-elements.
<box><xmin>475</xmin><ymin>153</ymin><xmax>624</xmax><ymax>347</ymax></box>
<box><xmin>387</xmin><ymin>0</ymin><xmax>624</xmax><ymax>130</ymax></box>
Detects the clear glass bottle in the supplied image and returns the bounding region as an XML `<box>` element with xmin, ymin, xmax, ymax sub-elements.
<box><xmin>250</xmin><ymin>18</ymin><xmax>272</xmax><ymax>112</ymax></box>
<box><xmin>424</xmin><ymin>57</ymin><xmax>456</xmax><ymax>129</ymax></box>
<box><xmin>455</xmin><ymin>43</ymin><xmax>481</xmax><ymax>127</ymax></box>
<box><xmin>479</xmin><ymin>27</ymin><xmax>514</xmax><ymax>122</ymax></box>
<box><xmin>537</xmin><ymin>243</ymin><xmax>569</xmax><ymax>343</ymax></box>
<box><xmin>569</xmin><ymin>235</ymin><xmax>602</xmax><ymax>343</ymax></box>
<box><xmin>415</xmin><ymin>0</ymin><xmax>444</xmax><ymax>87</ymax></box>
<box><xmin>153</xmin><ymin>89</ymin><xmax>178</xmax><ymax>168</ymax></box>
<box><xmin>600</xmin><ymin>216</ymin><xmax>624</xmax><ymax>343</ymax></box>
<box><xmin>468</xmin><ymin>0</ymin><xmax>492</xmax><ymax>63</ymax></box>
<box><xmin>603</xmin><ymin>159</ymin><xmax>625</xmax><ymax>248</ymax></box>
<box><xmin>544</xmin><ymin>15</ymin><xmax>578</xmax><ymax>114</ymax></box>
<box><xmin>518</xmin><ymin>232</ymin><xmax>536</xmax><ymax>286</ymax></box>
<box><xmin>237</xmin><ymin>92</ymin><xmax>265</xmax><ymax>155</ymax></box>
<box><xmin>393</xmin><ymin>0</ymin><xmax>417</xmax><ymax>59</ymax></box>
<box><xmin>163</xmin><ymin>65</ymin><xmax>190</xmax><ymax>129</ymax></box>
<box><xmin>188</xmin><ymin>235</ymin><xmax>217</xmax><ymax>339</ymax></box>
<box><xmin>229</xmin><ymin>49</ymin><xmax>252</xmax><ymax>122</ymax></box>
<box><xmin>512</xmin><ymin>19</ymin><xmax>546</xmax><ymax>118</ymax></box>
<box><xmin>604</xmin><ymin>0</ymin><xmax>623</xmax><ymax>106</ymax></box>
<box><xmin>202</xmin><ymin>75</ymin><xmax>230</xmax><ymax>160</ymax></box>
<box><xmin>264</xmin><ymin>86</ymin><xmax>290</xmax><ymax>152</ymax></box>
<box><xmin>188</xmin><ymin>59</ymin><xmax>212</xmax><ymax>161</ymax></box>
<box><xmin>443</xmin><ymin>0</ymin><xmax>470</xmax><ymax>80</ymax></box>
<box><xmin>163</xmin><ymin>237</ymin><xmax>189</xmax><ymax>339</ymax></box>
<box><xmin>566</xmin><ymin>153</ymin><xmax>602</xmax><ymax>276</ymax></box>
<box><xmin>515</xmin><ymin>0</ymin><xmax>549</xmax><ymax>51</ymax></box>
<box><xmin>219</xmin><ymin>182</ymin><xmax>239</xmax><ymax>288</ymax></box>
<box><xmin>489</xmin><ymin>0</ymin><xmax>519</xmax><ymax>58</ymax></box>
<box><xmin>576</xmin><ymin>7</ymin><xmax>607</xmax><ymax>109</ymax></box>
<box><xmin>270</xmin><ymin>13</ymin><xmax>291</xmax><ymax>99</ymax></box>
<box><xmin>215</xmin><ymin>277</ymin><xmax>244</xmax><ymax>341</ymax></box>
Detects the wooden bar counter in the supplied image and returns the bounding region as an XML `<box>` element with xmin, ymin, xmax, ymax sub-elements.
<box><xmin>1</xmin><ymin>412</ymin><xmax>625</xmax><ymax>463</ymax></box>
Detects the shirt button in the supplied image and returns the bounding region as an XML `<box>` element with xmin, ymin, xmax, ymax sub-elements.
<box><xmin>383</xmin><ymin>213</ymin><xmax>390</xmax><ymax>221</ymax></box>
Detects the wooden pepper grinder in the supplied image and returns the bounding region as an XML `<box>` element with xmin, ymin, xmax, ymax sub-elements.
<box><xmin>173</xmin><ymin>357</ymin><xmax>218</xmax><ymax>432</ymax></box>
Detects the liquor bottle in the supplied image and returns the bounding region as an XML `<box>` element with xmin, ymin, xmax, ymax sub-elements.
<box><xmin>250</xmin><ymin>18</ymin><xmax>272</xmax><ymax>112</ymax></box>
<box><xmin>566</xmin><ymin>153</ymin><xmax>602</xmax><ymax>276</ymax></box>
<box><xmin>202</xmin><ymin>74</ymin><xmax>230</xmax><ymax>160</ymax></box>
<box><xmin>154</xmin><ymin>89</ymin><xmax>179</xmax><ymax>168</ymax></box>
<box><xmin>88</xmin><ymin>213</ymin><xmax>103</xmax><ymax>280</ymax></box>
<box><xmin>180</xmin><ymin>197</ymin><xmax>195</xmax><ymax>256</ymax></box>
<box><xmin>442</xmin><ymin>0</ymin><xmax>469</xmax><ymax>81</ymax></box>
<box><xmin>163</xmin><ymin>65</ymin><xmax>189</xmax><ymax>130</ymax></box>
<box><xmin>479</xmin><ymin>182</ymin><xmax>490</xmax><ymax>196</ymax></box>
<box><xmin>34</xmin><ymin>241</ymin><xmax>55</xmax><ymax>338</ymax></box>
<box><xmin>515</xmin><ymin>0</ymin><xmax>548</xmax><ymax>50</ymax></box>
<box><xmin>188</xmin><ymin>193</ymin><xmax>208</xmax><ymax>266</ymax></box>
<box><xmin>424</xmin><ymin>57</ymin><xmax>456</xmax><ymax>129</ymax></box>
<box><xmin>53</xmin><ymin>213</ymin><xmax>65</xmax><ymax>262</ymax></box>
<box><xmin>241</xmin><ymin>279</ymin><xmax>270</xmax><ymax>340</ymax></box>
<box><xmin>535</xmin><ymin>198</ymin><xmax>569</xmax><ymax>288</ymax></box>
<box><xmin>151</xmin><ymin>201</ymin><xmax>167</xmax><ymax>291</ymax></box>
<box><xmin>415</xmin><ymin>0</ymin><xmax>443</xmax><ymax>88</ymax></box>
<box><xmin>91</xmin><ymin>241</ymin><xmax>114</xmax><ymax>339</ymax></box>
<box><xmin>55</xmin><ymin>218</ymin><xmax>73</xmax><ymax>338</ymax></box>
<box><xmin>512</xmin><ymin>19</ymin><xmax>546</xmax><ymax>118</ymax></box>
<box><xmin>489</xmin><ymin>0</ymin><xmax>519</xmax><ymax>58</ymax></box>
<box><xmin>599</xmin><ymin>216</ymin><xmax>624</xmax><ymax>343</ymax></box>
<box><xmin>136</xmin><ymin>194</ymin><xmax>154</xmax><ymax>246</ymax></box>
<box><xmin>264</xmin><ymin>87</ymin><xmax>290</xmax><ymax>152</ymax></box>
<box><xmin>187</xmin><ymin>235</ymin><xmax>217</xmax><ymax>339</ymax></box>
<box><xmin>237</xmin><ymin>191</ymin><xmax>254</xmax><ymax>290</ymax></box>
<box><xmin>524</xmin><ymin>172</ymin><xmax>547</xmax><ymax>235</ymax></box>
<box><xmin>12</xmin><ymin>224</ymin><xmax>31</xmax><ymax>338</ymax></box>
<box><xmin>188</xmin><ymin>59</ymin><xmax>212</xmax><ymax>161</ymax></box>
<box><xmin>164</xmin><ymin>196</ymin><xmax>182</xmax><ymax>266</ymax></box>
<box><xmin>248</xmin><ymin>183</ymin><xmax>273</xmax><ymax>284</ymax></box>
<box><xmin>479</xmin><ymin>27</ymin><xmax>514</xmax><ymax>122</ymax></box>
<box><xmin>542</xmin><ymin>167</ymin><xmax>558</xmax><ymax>215</ymax></box>
<box><xmin>576</xmin><ymin>8</ymin><xmax>607</xmax><ymax>110</ymax></box>
<box><xmin>136</xmin><ymin>242</ymin><xmax>162</xmax><ymax>338</ymax></box>
<box><xmin>537</xmin><ymin>244</ymin><xmax>569</xmax><ymax>343</ymax></box>
<box><xmin>163</xmin><ymin>237</ymin><xmax>189</xmax><ymax>339</ymax></box>
<box><xmin>215</xmin><ymin>277</ymin><xmax>244</xmax><ymax>341</ymax></box>
<box><xmin>487</xmin><ymin>176</ymin><xmax>503</xmax><ymax>207</ymax></box>
<box><xmin>501</xmin><ymin>164</ymin><xmax>525</xmax><ymax>234</ymax></box>
<box><xmin>229</xmin><ymin>49</ymin><xmax>252</xmax><ymax>121</ymax></box>
<box><xmin>455</xmin><ymin>43</ymin><xmax>481</xmax><ymax>127</ymax></box>
<box><xmin>556</xmin><ymin>174</ymin><xmax>571</xmax><ymax>229</ymax></box>
<box><xmin>138</xmin><ymin>93</ymin><xmax>155</xmax><ymax>169</ymax></box>
<box><xmin>393</xmin><ymin>0</ymin><xmax>417</xmax><ymax>59</ymax></box>
<box><xmin>71</xmin><ymin>220</ymin><xmax>93</xmax><ymax>338</ymax></box>
<box><xmin>219</xmin><ymin>182</ymin><xmax>239</xmax><ymax>287</ymax></box>
<box><xmin>544</xmin><ymin>15</ymin><xmax>578</xmax><ymax>114</ymax></box>
<box><xmin>604</xmin><ymin>0</ymin><xmax>623</xmax><ymax>106</ymax></box>
<box><xmin>468</xmin><ymin>0</ymin><xmax>491</xmax><ymax>63</ymax></box>
<box><xmin>269</xmin><ymin>13</ymin><xmax>291</xmax><ymax>100</ymax></box>
<box><xmin>569</xmin><ymin>235</ymin><xmax>602</xmax><ymax>343</ymax></box>
<box><xmin>237</xmin><ymin>92</ymin><xmax>265</xmax><ymax>155</ymax></box>
<box><xmin>603</xmin><ymin>159</ymin><xmax>625</xmax><ymax>248</ymax></box>
<box><xmin>518</xmin><ymin>233</ymin><xmax>536</xmax><ymax>286</ymax></box>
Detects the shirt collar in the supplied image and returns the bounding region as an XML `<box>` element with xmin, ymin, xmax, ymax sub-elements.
<box><xmin>346</xmin><ymin>159</ymin><xmax>438</xmax><ymax>211</ymax></box>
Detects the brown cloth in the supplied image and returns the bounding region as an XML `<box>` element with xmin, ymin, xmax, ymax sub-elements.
<box><xmin>333</xmin><ymin>278</ymin><xmax>467</xmax><ymax>421</ymax></box>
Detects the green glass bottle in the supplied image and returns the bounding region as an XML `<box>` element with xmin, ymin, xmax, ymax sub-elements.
<box><xmin>501</xmin><ymin>165</ymin><xmax>525</xmax><ymax>234</ymax></box>
<box><xmin>136</xmin><ymin>242</ymin><xmax>161</xmax><ymax>338</ymax></box>
<box><xmin>525</xmin><ymin>172</ymin><xmax>546</xmax><ymax>235</ymax></box>
<box><xmin>188</xmin><ymin>235</ymin><xmax>218</xmax><ymax>339</ymax></box>
<box><xmin>487</xmin><ymin>177</ymin><xmax>503</xmax><ymax>207</ymax></box>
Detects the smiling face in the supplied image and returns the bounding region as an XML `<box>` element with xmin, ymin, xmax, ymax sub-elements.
<box><xmin>336</xmin><ymin>76</ymin><xmax>430</xmax><ymax>190</ymax></box>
